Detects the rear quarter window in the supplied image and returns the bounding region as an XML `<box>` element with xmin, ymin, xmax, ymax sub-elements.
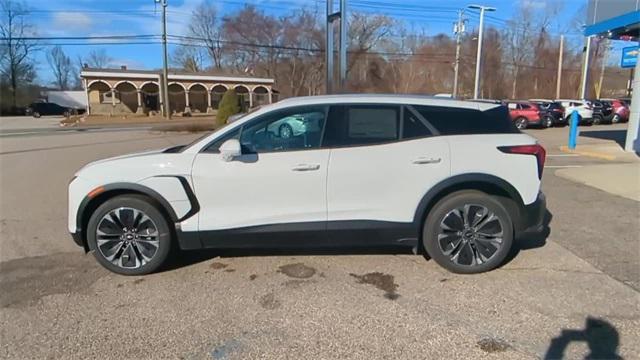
<box><xmin>413</xmin><ymin>105</ymin><xmax>519</xmax><ymax>135</ymax></box>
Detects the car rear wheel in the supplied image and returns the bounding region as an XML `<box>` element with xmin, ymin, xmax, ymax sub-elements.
<box><xmin>592</xmin><ymin>115</ymin><xmax>602</xmax><ymax>125</ymax></box>
<box><xmin>87</xmin><ymin>195</ymin><xmax>172</xmax><ymax>275</ymax></box>
<box><xmin>423</xmin><ymin>191</ymin><xmax>513</xmax><ymax>274</ymax></box>
<box><xmin>279</xmin><ymin>123</ymin><xmax>293</xmax><ymax>139</ymax></box>
<box><xmin>33</xmin><ymin>112</ymin><xmax>40</xmax><ymax>118</ymax></box>
<box><xmin>543</xmin><ymin>115</ymin><xmax>554</xmax><ymax>128</ymax></box>
<box><xmin>514</xmin><ymin>117</ymin><xmax>528</xmax><ymax>130</ymax></box>
<box><xmin>611</xmin><ymin>114</ymin><xmax>620</xmax><ymax>124</ymax></box>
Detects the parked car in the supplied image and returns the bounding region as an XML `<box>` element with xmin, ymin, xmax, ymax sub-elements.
<box><xmin>505</xmin><ymin>101</ymin><xmax>542</xmax><ymax>129</ymax></box>
<box><xmin>529</xmin><ymin>99</ymin><xmax>566</xmax><ymax>127</ymax></box>
<box><xmin>600</xmin><ymin>99</ymin><xmax>630</xmax><ymax>123</ymax></box>
<box><xmin>555</xmin><ymin>100</ymin><xmax>594</xmax><ymax>125</ymax></box>
<box><xmin>588</xmin><ymin>100</ymin><xmax>614</xmax><ymax>125</ymax></box>
<box><xmin>69</xmin><ymin>95</ymin><xmax>547</xmax><ymax>275</ymax></box>
<box><xmin>26</xmin><ymin>101</ymin><xmax>84</xmax><ymax>118</ymax></box>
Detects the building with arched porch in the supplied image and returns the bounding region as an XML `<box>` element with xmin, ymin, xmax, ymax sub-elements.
<box><xmin>80</xmin><ymin>67</ymin><xmax>276</xmax><ymax>116</ymax></box>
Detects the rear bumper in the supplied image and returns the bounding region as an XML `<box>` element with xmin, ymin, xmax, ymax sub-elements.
<box><xmin>519</xmin><ymin>192</ymin><xmax>547</xmax><ymax>233</ymax></box>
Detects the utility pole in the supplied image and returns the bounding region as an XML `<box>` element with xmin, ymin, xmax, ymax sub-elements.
<box><xmin>326</xmin><ymin>0</ymin><xmax>334</xmax><ymax>94</ymax></box>
<box><xmin>468</xmin><ymin>4</ymin><xmax>496</xmax><ymax>100</ymax></box>
<box><xmin>339</xmin><ymin>0</ymin><xmax>347</xmax><ymax>90</ymax></box>
<box><xmin>452</xmin><ymin>10</ymin><xmax>466</xmax><ymax>98</ymax></box>
<box><xmin>156</xmin><ymin>0</ymin><xmax>170</xmax><ymax>119</ymax></box>
<box><xmin>326</xmin><ymin>0</ymin><xmax>347</xmax><ymax>94</ymax></box>
<box><xmin>596</xmin><ymin>39</ymin><xmax>608</xmax><ymax>98</ymax></box>
<box><xmin>555</xmin><ymin>35</ymin><xmax>564</xmax><ymax>99</ymax></box>
<box><xmin>579</xmin><ymin>36</ymin><xmax>593</xmax><ymax>100</ymax></box>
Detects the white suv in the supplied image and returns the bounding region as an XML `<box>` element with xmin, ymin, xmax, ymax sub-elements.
<box><xmin>556</xmin><ymin>99</ymin><xmax>594</xmax><ymax>124</ymax></box>
<box><xmin>69</xmin><ymin>95</ymin><xmax>547</xmax><ymax>275</ymax></box>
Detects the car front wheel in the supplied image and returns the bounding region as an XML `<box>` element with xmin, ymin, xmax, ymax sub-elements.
<box><xmin>33</xmin><ymin>112</ymin><xmax>40</xmax><ymax>118</ymax></box>
<box><xmin>87</xmin><ymin>195</ymin><xmax>172</xmax><ymax>275</ymax></box>
<box><xmin>423</xmin><ymin>191</ymin><xmax>513</xmax><ymax>274</ymax></box>
<box><xmin>543</xmin><ymin>115</ymin><xmax>554</xmax><ymax>128</ymax></box>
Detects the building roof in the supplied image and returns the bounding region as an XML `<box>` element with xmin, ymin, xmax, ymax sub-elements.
<box><xmin>80</xmin><ymin>67</ymin><xmax>275</xmax><ymax>84</ymax></box>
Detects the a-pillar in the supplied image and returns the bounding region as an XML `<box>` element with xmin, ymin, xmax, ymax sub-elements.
<box><xmin>206</xmin><ymin>90</ymin><xmax>213</xmax><ymax>113</ymax></box>
<box><xmin>183</xmin><ymin>90</ymin><xmax>191</xmax><ymax>114</ymax></box>
<box><xmin>136</xmin><ymin>89</ymin><xmax>145</xmax><ymax>114</ymax></box>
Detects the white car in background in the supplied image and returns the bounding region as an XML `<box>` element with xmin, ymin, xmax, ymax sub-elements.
<box><xmin>555</xmin><ymin>99</ymin><xmax>594</xmax><ymax>125</ymax></box>
<box><xmin>68</xmin><ymin>94</ymin><xmax>547</xmax><ymax>276</ymax></box>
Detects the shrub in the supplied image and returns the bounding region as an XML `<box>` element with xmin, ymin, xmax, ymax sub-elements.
<box><xmin>216</xmin><ymin>89</ymin><xmax>241</xmax><ymax>126</ymax></box>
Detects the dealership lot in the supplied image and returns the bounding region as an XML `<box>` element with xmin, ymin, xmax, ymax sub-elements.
<box><xmin>0</xmin><ymin>124</ymin><xmax>638</xmax><ymax>359</ymax></box>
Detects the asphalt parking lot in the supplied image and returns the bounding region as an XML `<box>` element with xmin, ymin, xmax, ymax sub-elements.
<box><xmin>0</xmin><ymin>123</ymin><xmax>638</xmax><ymax>359</ymax></box>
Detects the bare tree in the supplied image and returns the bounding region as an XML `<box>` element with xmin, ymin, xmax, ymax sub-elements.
<box><xmin>188</xmin><ymin>0</ymin><xmax>224</xmax><ymax>69</ymax></box>
<box><xmin>0</xmin><ymin>0</ymin><xmax>38</xmax><ymax>108</ymax></box>
<box><xmin>46</xmin><ymin>45</ymin><xmax>72</xmax><ymax>90</ymax></box>
<box><xmin>172</xmin><ymin>45</ymin><xmax>206</xmax><ymax>72</ymax></box>
<box><xmin>86</xmin><ymin>48</ymin><xmax>112</xmax><ymax>68</ymax></box>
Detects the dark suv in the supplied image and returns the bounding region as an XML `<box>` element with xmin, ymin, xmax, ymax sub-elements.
<box><xmin>530</xmin><ymin>100</ymin><xmax>566</xmax><ymax>127</ymax></box>
<box><xmin>589</xmin><ymin>100</ymin><xmax>614</xmax><ymax>125</ymax></box>
<box><xmin>26</xmin><ymin>102</ymin><xmax>85</xmax><ymax>118</ymax></box>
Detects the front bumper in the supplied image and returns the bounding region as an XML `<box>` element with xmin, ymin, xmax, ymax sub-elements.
<box><xmin>70</xmin><ymin>230</ymin><xmax>84</xmax><ymax>248</ymax></box>
<box><xmin>520</xmin><ymin>192</ymin><xmax>547</xmax><ymax>233</ymax></box>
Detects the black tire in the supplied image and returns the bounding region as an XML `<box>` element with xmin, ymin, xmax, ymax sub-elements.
<box><xmin>33</xmin><ymin>112</ymin><xmax>40</xmax><ymax>118</ymax></box>
<box><xmin>87</xmin><ymin>195</ymin><xmax>172</xmax><ymax>275</ymax></box>
<box><xmin>543</xmin><ymin>115</ymin><xmax>554</xmax><ymax>128</ymax></box>
<box><xmin>611</xmin><ymin>114</ymin><xmax>620</xmax><ymax>124</ymax></box>
<box><xmin>279</xmin><ymin>123</ymin><xmax>293</xmax><ymax>138</ymax></box>
<box><xmin>422</xmin><ymin>190</ymin><xmax>514</xmax><ymax>274</ymax></box>
<box><xmin>514</xmin><ymin>117</ymin><xmax>528</xmax><ymax>130</ymax></box>
<box><xmin>592</xmin><ymin>115</ymin><xmax>602</xmax><ymax>125</ymax></box>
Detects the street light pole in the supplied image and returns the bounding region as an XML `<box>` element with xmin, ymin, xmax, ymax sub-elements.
<box><xmin>452</xmin><ymin>9</ymin><xmax>466</xmax><ymax>98</ymax></box>
<box><xmin>468</xmin><ymin>4</ymin><xmax>496</xmax><ymax>100</ymax></box>
<box><xmin>157</xmin><ymin>0</ymin><xmax>170</xmax><ymax>119</ymax></box>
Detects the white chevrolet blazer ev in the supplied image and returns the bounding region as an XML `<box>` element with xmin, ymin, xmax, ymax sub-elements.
<box><xmin>69</xmin><ymin>95</ymin><xmax>547</xmax><ymax>275</ymax></box>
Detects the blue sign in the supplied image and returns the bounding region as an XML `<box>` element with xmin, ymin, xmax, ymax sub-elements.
<box><xmin>621</xmin><ymin>46</ymin><xmax>639</xmax><ymax>68</ymax></box>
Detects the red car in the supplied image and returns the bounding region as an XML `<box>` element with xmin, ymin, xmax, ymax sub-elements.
<box><xmin>605</xmin><ymin>99</ymin><xmax>630</xmax><ymax>123</ymax></box>
<box><xmin>506</xmin><ymin>101</ymin><xmax>542</xmax><ymax>129</ymax></box>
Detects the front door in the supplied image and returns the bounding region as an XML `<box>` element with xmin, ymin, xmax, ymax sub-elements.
<box><xmin>191</xmin><ymin>105</ymin><xmax>329</xmax><ymax>246</ymax></box>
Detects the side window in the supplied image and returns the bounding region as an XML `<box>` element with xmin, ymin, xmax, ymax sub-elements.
<box><xmin>521</xmin><ymin>104</ymin><xmax>531</xmax><ymax>110</ymax></box>
<box><xmin>323</xmin><ymin>105</ymin><xmax>399</xmax><ymax>147</ymax></box>
<box><xmin>202</xmin><ymin>128</ymin><xmax>240</xmax><ymax>153</ymax></box>
<box><xmin>414</xmin><ymin>105</ymin><xmax>518</xmax><ymax>135</ymax></box>
<box><xmin>403</xmin><ymin>107</ymin><xmax>433</xmax><ymax>139</ymax></box>
<box><xmin>239</xmin><ymin>106</ymin><xmax>326</xmax><ymax>153</ymax></box>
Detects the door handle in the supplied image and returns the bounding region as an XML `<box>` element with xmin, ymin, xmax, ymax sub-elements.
<box><xmin>291</xmin><ymin>164</ymin><xmax>320</xmax><ymax>171</ymax></box>
<box><xmin>412</xmin><ymin>157</ymin><xmax>442</xmax><ymax>165</ymax></box>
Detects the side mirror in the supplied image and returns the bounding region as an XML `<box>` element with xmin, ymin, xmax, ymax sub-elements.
<box><xmin>219</xmin><ymin>139</ymin><xmax>241</xmax><ymax>162</ymax></box>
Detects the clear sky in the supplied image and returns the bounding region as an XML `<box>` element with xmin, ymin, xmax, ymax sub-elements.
<box><xmin>19</xmin><ymin>0</ymin><xmax>635</xmax><ymax>85</ymax></box>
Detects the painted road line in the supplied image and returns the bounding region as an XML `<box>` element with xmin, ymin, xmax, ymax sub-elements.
<box><xmin>545</xmin><ymin>165</ymin><xmax>584</xmax><ymax>168</ymax></box>
<box><xmin>547</xmin><ymin>154</ymin><xmax>579</xmax><ymax>157</ymax></box>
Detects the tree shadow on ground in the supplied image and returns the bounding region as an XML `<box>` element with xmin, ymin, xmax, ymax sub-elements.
<box><xmin>580</xmin><ymin>130</ymin><xmax>626</xmax><ymax>148</ymax></box>
<box><xmin>544</xmin><ymin>317</ymin><xmax>622</xmax><ymax>360</ymax></box>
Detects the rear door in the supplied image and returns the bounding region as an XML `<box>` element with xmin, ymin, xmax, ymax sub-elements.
<box><xmin>323</xmin><ymin>104</ymin><xmax>450</xmax><ymax>229</ymax></box>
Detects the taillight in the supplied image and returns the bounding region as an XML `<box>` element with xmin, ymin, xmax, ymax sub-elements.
<box><xmin>498</xmin><ymin>144</ymin><xmax>546</xmax><ymax>179</ymax></box>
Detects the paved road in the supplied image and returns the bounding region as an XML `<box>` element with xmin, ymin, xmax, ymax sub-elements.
<box><xmin>0</xmin><ymin>115</ymin><xmax>63</xmax><ymax>131</ymax></box>
<box><xmin>0</xmin><ymin>125</ymin><xmax>638</xmax><ymax>359</ymax></box>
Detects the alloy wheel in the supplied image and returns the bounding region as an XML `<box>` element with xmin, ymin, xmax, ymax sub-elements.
<box><xmin>96</xmin><ymin>207</ymin><xmax>160</xmax><ymax>269</ymax></box>
<box><xmin>515</xmin><ymin>118</ymin><xmax>527</xmax><ymax>130</ymax></box>
<box><xmin>437</xmin><ymin>204</ymin><xmax>504</xmax><ymax>267</ymax></box>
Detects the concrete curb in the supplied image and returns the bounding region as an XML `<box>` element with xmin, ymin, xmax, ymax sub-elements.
<box><xmin>559</xmin><ymin>145</ymin><xmax>616</xmax><ymax>161</ymax></box>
